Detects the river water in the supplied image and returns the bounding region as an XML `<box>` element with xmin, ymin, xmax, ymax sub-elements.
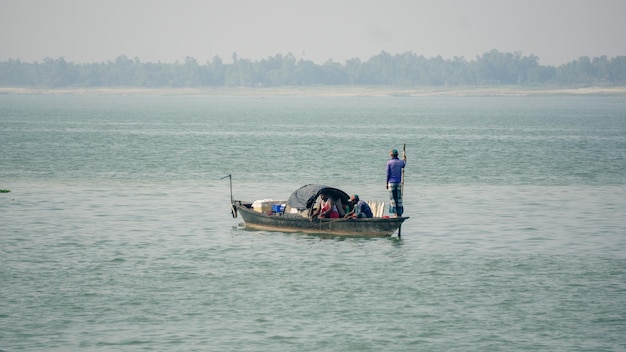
<box><xmin>1</xmin><ymin>93</ymin><xmax>625</xmax><ymax>351</ymax></box>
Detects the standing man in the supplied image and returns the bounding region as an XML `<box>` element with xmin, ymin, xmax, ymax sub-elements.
<box><xmin>386</xmin><ymin>149</ymin><xmax>406</xmax><ymax>217</ymax></box>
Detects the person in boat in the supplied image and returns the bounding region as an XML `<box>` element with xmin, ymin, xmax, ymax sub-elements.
<box><xmin>310</xmin><ymin>194</ymin><xmax>325</xmax><ymax>218</ymax></box>
<box><xmin>341</xmin><ymin>197</ymin><xmax>353</xmax><ymax>216</ymax></box>
<box><xmin>334</xmin><ymin>196</ymin><xmax>346</xmax><ymax>217</ymax></box>
<box><xmin>345</xmin><ymin>194</ymin><xmax>373</xmax><ymax>219</ymax></box>
<box><xmin>386</xmin><ymin>148</ymin><xmax>406</xmax><ymax>217</ymax></box>
<box><xmin>311</xmin><ymin>194</ymin><xmax>340</xmax><ymax>219</ymax></box>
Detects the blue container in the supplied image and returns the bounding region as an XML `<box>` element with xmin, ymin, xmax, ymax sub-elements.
<box><xmin>272</xmin><ymin>204</ymin><xmax>284</xmax><ymax>213</ymax></box>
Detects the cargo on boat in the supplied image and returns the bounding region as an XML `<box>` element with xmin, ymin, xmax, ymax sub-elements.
<box><xmin>231</xmin><ymin>184</ymin><xmax>408</xmax><ymax>237</ymax></box>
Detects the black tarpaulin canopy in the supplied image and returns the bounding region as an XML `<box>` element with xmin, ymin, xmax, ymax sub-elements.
<box><xmin>286</xmin><ymin>184</ymin><xmax>350</xmax><ymax>210</ymax></box>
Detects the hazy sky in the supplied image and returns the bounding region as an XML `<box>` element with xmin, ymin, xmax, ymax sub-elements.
<box><xmin>1</xmin><ymin>0</ymin><xmax>625</xmax><ymax>66</ymax></box>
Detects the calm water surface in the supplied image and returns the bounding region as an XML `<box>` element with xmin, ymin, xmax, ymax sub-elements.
<box><xmin>1</xmin><ymin>94</ymin><xmax>625</xmax><ymax>351</ymax></box>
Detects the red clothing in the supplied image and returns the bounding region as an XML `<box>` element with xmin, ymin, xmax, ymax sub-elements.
<box><xmin>321</xmin><ymin>199</ymin><xmax>339</xmax><ymax>218</ymax></box>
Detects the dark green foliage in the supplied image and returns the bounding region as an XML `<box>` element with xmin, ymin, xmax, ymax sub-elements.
<box><xmin>1</xmin><ymin>50</ymin><xmax>625</xmax><ymax>88</ymax></box>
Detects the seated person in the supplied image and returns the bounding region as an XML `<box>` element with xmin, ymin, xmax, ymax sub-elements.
<box><xmin>312</xmin><ymin>194</ymin><xmax>340</xmax><ymax>219</ymax></box>
<box><xmin>310</xmin><ymin>195</ymin><xmax>323</xmax><ymax>218</ymax></box>
<box><xmin>335</xmin><ymin>196</ymin><xmax>346</xmax><ymax>217</ymax></box>
<box><xmin>339</xmin><ymin>200</ymin><xmax>354</xmax><ymax>217</ymax></box>
<box><xmin>345</xmin><ymin>194</ymin><xmax>373</xmax><ymax>218</ymax></box>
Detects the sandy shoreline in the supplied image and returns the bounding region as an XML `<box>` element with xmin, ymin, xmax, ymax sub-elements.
<box><xmin>2</xmin><ymin>86</ymin><xmax>626</xmax><ymax>97</ymax></box>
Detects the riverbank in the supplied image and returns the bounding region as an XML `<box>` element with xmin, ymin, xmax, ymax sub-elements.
<box><xmin>2</xmin><ymin>86</ymin><xmax>626</xmax><ymax>97</ymax></box>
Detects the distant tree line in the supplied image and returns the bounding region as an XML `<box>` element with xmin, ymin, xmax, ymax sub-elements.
<box><xmin>1</xmin><ymin>50</ymin><xmax>626</xmax><ymax>88</ymax></box>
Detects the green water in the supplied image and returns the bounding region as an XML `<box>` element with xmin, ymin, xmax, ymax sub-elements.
<box><xmin>1</xmin><ymin>94</ymin><xmax>625</xmax><ymax>351</ymax></box>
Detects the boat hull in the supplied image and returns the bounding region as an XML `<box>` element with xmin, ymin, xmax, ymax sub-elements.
<box><xmin>234</xmin><ymin>202</ymin><xmax>407</xmax><ymax>237</ymax></box>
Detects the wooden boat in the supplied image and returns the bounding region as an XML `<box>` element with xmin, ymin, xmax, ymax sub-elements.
<box><xmin>230</xmin><ymin>184</ymin><xmax>408</xmax><ymax>237</ymax></box>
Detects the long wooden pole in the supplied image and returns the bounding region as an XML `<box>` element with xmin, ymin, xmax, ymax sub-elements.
<box><xmin>401</xmin><ymin>143</ymin><xmax>406</xmax><ymax>197</ymax></box>
<box><xmin>221</xmin><ymin>174</ymin><xmax>236</xmax><ymax>218</ymax></box>
<box><xmin>398</xmin><ymin>144</ymin><xmax>406</xmax><ymax>238</ymax></box>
